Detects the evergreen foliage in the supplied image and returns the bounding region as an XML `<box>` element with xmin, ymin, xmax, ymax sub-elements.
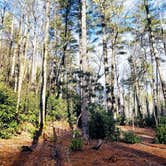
<box><xmin>88</xmin><ymin>103</ymin><xmax>116</xmax><ymax>140</ymax></box>
<box><xmin>47</xmin><ymin>96</ymin><xmax>68</xmax><ymax>121</ymax></box>
<box><xmin>123</xmin><ymin>131</ymin><xmax>141</xmax><ymax>144</ymax></box>
<box><xmin>0</xmin><ymin>83</ymin><xmax>18</xmax><ymax>138</ymax></box>
<box><xmin>70</xmin><ymin>130</ymin><xmax>83</xmax><ymax>151</ymax></box>
<box><xmin>155</xmin><ymin>117</ymin><xmax>166</xmax><ymax>144</ymax></box>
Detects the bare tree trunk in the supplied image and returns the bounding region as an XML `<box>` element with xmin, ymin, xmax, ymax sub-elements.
<box><xmin>115</xmin><ymin>57</ymin><xmax>125</xmax><ymax>122</ymax></box>
<box><xmin>0</xmin><ymin>3</ymin><xmax>6</xmax><ymax>74</ymax></box>
<box><xmin>80</xmin><ymin>0</ymin><xmax>89</xmax><ymax>141</ymax></box>
<box><xmin>110</xmin><ymin>48</ymin><xmax>116</xmax><ymax>117</ymax></box>
<box><xmin>40</xmin><ymin>0</ymin><xmax>50</xmax><ymax>127</ymax></box>
<box><xmin>101</xmin><ymin>13</ymin><xmax>111</xmax><ymax>114</ymax></box>
<box><xmin>134</xmin><ymin>75</ymin><xmax>143</xmax><ymax>120</ymax></box>
<box><xmin>14</xmin><ymin>15</ymin><xmax>23</xmax><ymax>92</ymax></box>
<box><xmin>129</xmin><ymin>56</ymin><xmax>143</xmax><ymax>122</ymax></box>
<box><xmin>11</xmin><ymin>48</ymin><xmax>16</xmax><ymax>79</ymax></box>
<box><xmin>5</xmin><ymin>16</ymin><xmax>15</xmax><ymax>83</ymax></box>
<box><xmin>16</xmin><ymin>21</ymin><xmax>29</xmax><ymax>112</ymax></box>
<box><xmin>31</xmin><ymin>34</ymin><xmax>37</xmax><ymax>83</ymax></box>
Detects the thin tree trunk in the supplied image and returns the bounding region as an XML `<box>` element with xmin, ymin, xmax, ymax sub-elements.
<box><xmin>6</xmin><ymin>16</ymin><xmax>15</xmax><ymax>83</ymax></box>
<box><xmin>40</xmin><ymin>0</ymin><xmax>50</xmax><ymax>127</ymax></box>
<box><xmin>11</xmin><ymin>49</ymin><xmax>16</xmax><ymax>79</ymax></box>
<box><xmin>16</xmin><ymin>23</ymin><xmax>29</xmax><ymax>112</ymax></box>
<box><xmin>31</xmin><ymin>34</ymin><xmax>37</xmax><ymax>83</ymax></box>
<box><xmin>14</xmin><ymin>15</ymin><xmax>23</xmax><ymax>92</ymax></box>
<box><xmin>129</xmin><ymin>56</ymin><xmax>143</xmax><ymax>121</ymax></box>
<box><xmin>115</xmin><ymin>59</ymin><xmax>125</xmax><ymax>121</ymax></box>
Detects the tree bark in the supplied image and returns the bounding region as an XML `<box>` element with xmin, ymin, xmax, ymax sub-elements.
<box><xmin>31</xmin><ymin>34</ymin><xmax>37</xmax><ymax>83</ymax></box>
<box><xmin>40</xmin><ymin>0</ymin><xmax>50</xmax><ymax>127</ymax></box>
<box><xmin>16</xmin><ymin>23</ymin><xmax>29</xmax><ymax>112</ymax></box>
<box><xmin>144</xmin><ymin>0</ymin><xmax>166</xmax><ymax>119</ymax></box>
<box><xmin>80</xmin><ymin>0</ymin><xmax>89</xmax><ymax>141</ymax></box>
<box><xmin>101</xmin><ymin>13</ymin><xmax>111</xmax><ymax>113</ymax></box>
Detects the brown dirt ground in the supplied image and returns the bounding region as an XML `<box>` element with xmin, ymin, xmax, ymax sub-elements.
<box><xmin>0</xmin><ymin>123</ymin><xmax>166</xmax><ymax>166</ymax></box>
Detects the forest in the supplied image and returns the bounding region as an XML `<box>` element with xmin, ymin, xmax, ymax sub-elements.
<box><xmin>0</xmin><ymin>0</ymin><xmax>166</xmax><ymax>165</ymax></box>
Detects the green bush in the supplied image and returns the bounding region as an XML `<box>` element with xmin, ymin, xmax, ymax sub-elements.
<box><xmin>144</xmin><ymin>116</ymin><xmax>156</xmax><ymax>128</ymax></box>
<box><xmin>70</xmin><ymin>130</ymin><xmax>83</xmax><ymax>151</ymax></box>
<box><xmin>155</xmin><ymin>116</ymin><xmax>166</xmax><ymax>144</ymax></box>
<box><xmin>159</xmin><ymin>116</ymin><xmax>166</xmax><ymax>124</ymax></box>
<box><xmin>123</xmin><ymin>131</ymin><xmax>141</xmax><ymax>144</ymax></box>
<box><xmin>0</xmin><ymin>83</ymin><xmax>41</xmax><ymax>138</ymax></box>
<box><xmin>88</xmin><ymin>103</ymin><xmax>116</xmax><ymax>140</ymax></box>
<box><xmin>0</xmin><ymin>83</ymin><xmax>18</xmax><ymax>139</ymax></box>
<box><xmin>112</xmin><ymin>127</ymin><xmax>121</xmax><ymax>142</ymax></box>
<box><xmin>22</xmin><ymin>123</ymin><xmax>37</xmax><ymax>138</ymax></box>
<box><xmin>21</xmin><ymin>91</ymin><xmax>40</xmax><ymax>126</ymax></box>
<box><xmin>116</xmin><ymin>110</ymin><xmax>126</xmax><ymax>126</ymax></box>
<box><xmin>47</xmin><ymin>96</ymin><xmax>67</xmax><ymax>121</ymax></box>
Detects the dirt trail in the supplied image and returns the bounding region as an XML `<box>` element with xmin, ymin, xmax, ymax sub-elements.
<box><xmin>0</xmin><ymin>125</ymin><xmax>166</xmax><ymax>166</ymax></box>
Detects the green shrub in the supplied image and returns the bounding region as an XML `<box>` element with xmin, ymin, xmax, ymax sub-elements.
<box><xmin>123</xmin><ymin>131</ymin><xmax>141</xmax><ymax>144</ymax></box>
<box><xmin>21</xmin><ymin>91</ymin><xmax>40</xmax><ymax>126</ymax></box>
<box><xmin>0</xmin><ymin>83</ymin><xmax>19</xmax><ymax>139</ymax></box>
<box><xmin>70</xmin><ymin>138</ymin><xmax>83</xmax><ymax>151</ymax></box>
<box><xmin>155</xmin><ymin>116</ymin><xmax>166</xmax><ymax>144</ymax></box>
<box><xmin>47</xmin><ymin>96</ymin><xmax>67</xmax><ymax>121</ymax></box>
<box><xmin>0</xmin><ymin>83</ymin><xmax>40</xmax><ymax>138</ymax></box>
<box><xmin>22</xmin><ymin>123</ymin><xmax>37</xmax><ymax>138</ymax></box>
<box><xmin>112</xmin><ymin>127</ymin><xmax>121</xmax><ymax>142</ymax></box>
<box><xmin>116</xmin><ymin>110</ymin><xmax>126</xmax><ymax>126</ymax></box>
<box><xmin>159</xmin><ymin>116</ymin><xmax>166</xmax><ymax>124</ymax></box>
<box><xmin>70</xmin><ymin>130</ymin><xmax>83</xmax><ymax>151</ymax></box>
<box><xmin>144</xmin><ymin>116</ymin><xmax>156</xmax><ymax>128</ymax></box>
<box><xmin>88</xmin><ymin>103</ymin><xmax>115</xmax><ymax>140</ymax></box>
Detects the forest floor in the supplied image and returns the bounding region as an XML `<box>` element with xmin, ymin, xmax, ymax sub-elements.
<box><xmin>0</xmin><ymin>122</ymin><xmax>166</xmax><ymax>166</ymax></box>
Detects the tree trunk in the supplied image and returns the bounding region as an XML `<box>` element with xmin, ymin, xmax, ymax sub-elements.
<box><xmin>40</xmin><ymin>0</ymin><xmax>50</xmax><ymax>127</ymax></box>
<box><xmin>101</xmin><ymin>13</ymin><xmax>111</xmax><ymax>113</ymax></box>
<box><xmin>130</xmin><ymin>56</ymin><xmax>143</xmax><ymax>120</ymax></box>
<box><xmin>16</xmin><ymin>23</ymin><xmax>29</xmax><ymax>112</ymax></box>
<box><xmin>6</xmin><ymin>16</ymin><xmax>15</xmax><ymax>83</ymax></box>
<box><xmin>110</xmin><ymin>48</ymin><xmax>116</xmax><ymax>117</ymax></box>
<box><xmin>144</xmin><ymin>0</ymin><xmax>166</xmax><ymax>120</ymax></box>
<box><xmin>31</xmin><ymin>34</ymin><xmax>37</xmax><ymax>83</ymax></box>
<box><xmin>80</xmin><ymin>0</ymin><xmax>89</xmax><ymax>141</ymax></box>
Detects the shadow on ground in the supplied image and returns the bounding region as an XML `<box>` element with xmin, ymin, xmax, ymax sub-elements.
<box><xmin>110</xmin><ymin>142</ymin><xmax>166</xmax><ymax>166</ymax></box>
<box><xmin>11</xmin><ymin>125</ymin><xmax>43</xmax><ymax>166</ymax></box>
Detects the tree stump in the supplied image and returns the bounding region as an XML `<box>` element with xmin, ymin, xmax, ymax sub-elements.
<box><xmin>92</xmin><ymin>139</ymin><xmax>103</xmax><ymax>150</ymax></box>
